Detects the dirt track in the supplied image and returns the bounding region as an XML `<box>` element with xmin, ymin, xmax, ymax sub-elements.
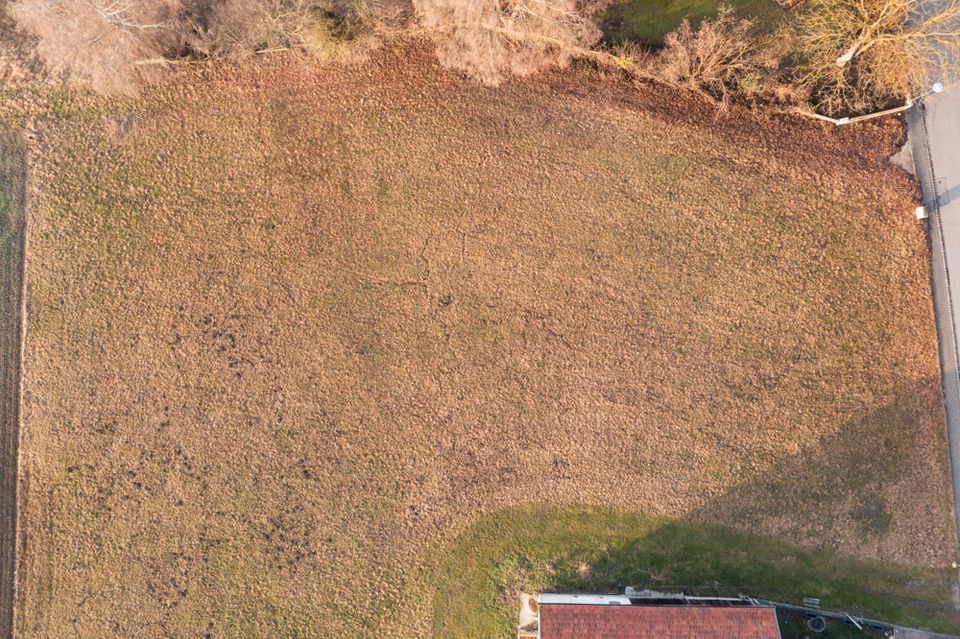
<box><xmin>0</xmin><ymin>132</ymin><xmax>25</xmax><ymax>639</ymax></box>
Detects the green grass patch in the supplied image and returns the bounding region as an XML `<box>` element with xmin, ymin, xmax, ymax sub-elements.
<box><xmin>600</xmin><ymin>0</ymin><xmax>786</xmax><ymax>45</ymax></box>
<box><xmin>0</xmin><ymin>131</ymin><xmax>25</xmax><ymax>335</ymax></box>
<box><xmin>429</xmin><ymin>506</ymin><xmax>960</xmax><ymax>638</ymax></box>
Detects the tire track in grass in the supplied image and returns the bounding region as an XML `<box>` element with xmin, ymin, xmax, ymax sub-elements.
<box><xmin>0</xmin><ymin>132</ymin><xmax>26</xmax><ymax>639</ymax></box>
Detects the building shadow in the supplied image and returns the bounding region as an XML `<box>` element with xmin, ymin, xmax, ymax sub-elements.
<box><xmin>682</xmin><ymin>376</ymin><xmax>954</xmax><ymax>562</ymax></box>
<box><xmin>528</xmin><ymin>377</ymin><xmax>960</xmax><ymax>629</ymax></box>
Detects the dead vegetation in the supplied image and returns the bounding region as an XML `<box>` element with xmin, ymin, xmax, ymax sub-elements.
<box><xmin>8</xmin><ymin>0</ymin><xmax>955</xmax><ymax>116</ymax></box>
<box><xmin>5</xmin><ymin>0</ymin><xmax>405</xmax><ymax>92</ymax></box>
<box><xmin>413</xmin><ymin>0</ymin><xmax>600</xmax><ymax>84</ymax></box>
<box><xmin>7</xmin><ymin>0</ymin><xmax>180</xmax><ymax>93</ymax></box>
<box><xmin>0</xmin><ymin>0</ymin><xmax>44</xmax><ymax>89</ymax></box>
<box><xmin>2</xmin><ymin>0</ymin><xmax>804</xmax><ymax>113</ymax></box>
<box><xmin>4</xmin><ymin>0</ymin><xmax>606</xmax><ymax>91</ymax></box>
<box><xmin>183</xmin><ymin>0</ymin><xmax>351</xmax><ymax>60</ymax></box>
<box><xmin>655</xmin><ymin>7</ymin><xmax>787</xmax><ymax>107</ymax></box>
<box><xmin>14</xmin><ymin>49</ymin><xmax>954</xmax><ymax>637</ymax></box>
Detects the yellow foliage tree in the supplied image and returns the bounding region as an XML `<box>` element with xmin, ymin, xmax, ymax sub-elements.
<box><xmin>797</xmin><ymin>0</ymin><xmax>960</xmax><ymax>114</ymax></box>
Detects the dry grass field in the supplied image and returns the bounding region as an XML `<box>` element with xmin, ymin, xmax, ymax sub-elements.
<box><xmin>10</xmin><ymin>46</ymin><xmax>958</xmax><ymax>637</ymax></box>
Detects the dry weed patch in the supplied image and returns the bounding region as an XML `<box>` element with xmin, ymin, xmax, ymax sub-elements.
<box><xmin>13</xmin><ymin>48</ymin><xmax>955</xmax><ymax>637</ymax></box>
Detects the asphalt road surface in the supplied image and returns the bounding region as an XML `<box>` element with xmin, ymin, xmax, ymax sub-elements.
<box><xmin>906</xmin><ymin>88</ymin><xmax>960</xmax><ymax>546</ymax></box>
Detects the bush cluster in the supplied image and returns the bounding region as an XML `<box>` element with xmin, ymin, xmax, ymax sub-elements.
<box><xmin>6</xmin><ymin>0</ymin><xmax>407</xmax><ymax>92</ymax></box>
<box><xmin>6</xmin><ymin>0</ymin><xmax>960</xmax><ymax>115</ymax></box>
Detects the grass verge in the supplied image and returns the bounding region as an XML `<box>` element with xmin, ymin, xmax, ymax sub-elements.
<box><xmin>0</xmin><ymin>132</ymin><xmax>25</xmax><ymax>639</ymax></box>
<box><xmin>430</xmin><ymin>507</ymin><xmax>960</xmax><ymax>638</ymax></box>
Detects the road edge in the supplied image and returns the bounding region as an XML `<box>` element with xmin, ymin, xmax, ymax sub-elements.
<box><xmin>906</xmin><ymin>104</ymin><xmax>960</xmax><ymax>554</ymax></box>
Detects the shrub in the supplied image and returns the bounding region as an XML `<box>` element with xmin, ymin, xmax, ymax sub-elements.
<box><xmin>184</xmin><ymin>0</ymin><xmax>352</xmax><ymax>60</ymax></box>
<box><xmin>414</xmin><ymin>0</ymin><xmax>601</xmax><ymax>85</ymax></box>
<box><xmin>656</xmin><ymin>6</ymin><xmax>782</xmax><ymax>108</ymax></box>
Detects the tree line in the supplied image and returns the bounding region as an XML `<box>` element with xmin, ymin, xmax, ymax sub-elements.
<box><xmin>6</xmin><ymin>0</ymin><xmax>960</xmax><ymax>115</ymax></box>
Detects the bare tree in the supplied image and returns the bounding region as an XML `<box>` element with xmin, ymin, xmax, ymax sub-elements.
<box><xmin>7</xmin><ymin>0</ymin><xmax>405</xmax><ymax>91</ymax></box>
<box><xmin>8</xmin><ymin>0</ymin><xmax>178</xmax><ymax>93</ymax></box>
<box><xmin>414</xmin><ymin>0</ymin><xmax>601</xmax><ymax>85</ymax></box>
<box><xmin>185</xmin><ymin>0</ymin><xmax>347</xmax><ymax>58</ymax></box>
<box><xmin>338</xmin><ymin>0</ymin><xmax>411</xmax><ymax>27</ymax></box>
<box><xmin>797</xmin><ymin>0</ymin><xmax>960</xmax><ymax>114</ymax></box>
<box><xmin>657</xmin><ymin>7</ymin><xmax>782</xmax><ymax>107</ymax></box>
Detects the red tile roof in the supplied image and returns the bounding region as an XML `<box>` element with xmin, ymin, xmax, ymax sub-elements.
<box><xmin>539</xmin><ymin>604</ymin><xmax>781</xmax><ymax>639</ymax></box>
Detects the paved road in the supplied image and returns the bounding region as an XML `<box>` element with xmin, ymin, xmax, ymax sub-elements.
<box><xmin>0</xmin><ymin>133</ymin><xmax>26</xmax><ymax>639</ymax></box>
<box><xmin>906</xmin><ymin>89</ymin><xmax>960</xmax><ymax>546</ymax></box>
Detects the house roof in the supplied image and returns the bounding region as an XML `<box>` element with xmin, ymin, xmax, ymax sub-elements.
<box><xmin>539</xmin><ymin>604</ymin><xmax>781</xmax><ymax>639</ymax></box>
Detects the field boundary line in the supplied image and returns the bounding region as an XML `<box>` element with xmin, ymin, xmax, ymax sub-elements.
<box><xmin>0</xmin><ymin>132</ymin><xmax>27</xmax><ymax>639</ymax></box>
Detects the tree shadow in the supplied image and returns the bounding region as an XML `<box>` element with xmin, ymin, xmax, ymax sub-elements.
<box><xmin>683</xmin><ymin>376</ymin><xmax>955</xmax><ymax>564</ymax></box>
<box><xmin>471</xmin><ymin>378</ymin><xmax>960</xmax><ymax>632</ymax></box>
<box><xmin>579</xmin><ymin>376</ymin><xmax>960</xmax><ymax>629</ymax></box>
